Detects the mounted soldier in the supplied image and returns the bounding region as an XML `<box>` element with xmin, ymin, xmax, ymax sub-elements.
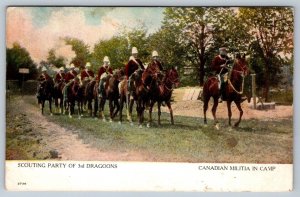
<box><xmin>54</xmin><ymin>67</ymin><xmax>65</xmax><ymax>84</ymax></box>
<box><xmin>38</xmin><ymin>67</ymin><xmax>52</xmax><ymax>82</ymax></box>
<box><xmin>63</xmin><ymin>64</ymin><xmax>79</xmax><ymax>102</ymax></box>
<box><xmin>211</xmin><ymin>47</ymin><xmax>232</xmax><ymax>102</ymax></box>
<box><xmin>125</xmin><ymin>47</ymin><xmax>144</xmax><ymax>95</ymax></box>
<box><xmin>147</xmin><ymin>50</ymin><xmax>164</xmax><ymax>84</ymax></box>
<box><xmin>81</xmin><ymin>62</ymin><xmax>95</xmax><ymax>82</ymax></box>
<box><xmin>37</xmin><ymin>67</ymin><xmax>53</xmax><ymax>100</ymax></box>
<box><xmin>98</xmin><ymin>56</ymin><xmax>113</xmax><ymax>98</ymax></box>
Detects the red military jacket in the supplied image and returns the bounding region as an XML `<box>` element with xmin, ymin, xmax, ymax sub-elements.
<box><xmin>125</xmin><ymin>58</ymin><xmax>144</xmax><ymax>79</ymax></box>
<box><xmin>211</xmin><ymin>55</ymin><xmax>230</xmax><ymax>74</ymax></box>
<box><xmin>54</xmin><ymin>72</ymin><xmax>66</xmax><ymax>83</ymax></box>
<box><xmin>147</xmin><ymin>60</ymin><xmax>163</xmax><ymax>73</ymax></box>
<box><xmin>97</xmin><ymin>66</ymin><xmax>113</xmax><ymax>81</ymax></box>
<box><xmin>81</xmin><ymin>69</ymin><xmax>95</xmax><ymax>80</ymax></box>
<box><xmin>64</xmin><ymin>70</ymin><xmax>78</xmax><ymax>83</ymax></box>
<box><xmin>38</xmin><ymin>73</ymin><xmax>51</xmax><ymax>81</ymax></box>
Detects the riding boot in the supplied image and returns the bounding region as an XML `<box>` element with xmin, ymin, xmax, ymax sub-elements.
<box><xmin>219</xmin><ymin>82</ymin><xmax>227</xmax><ymax>103</ymax></box>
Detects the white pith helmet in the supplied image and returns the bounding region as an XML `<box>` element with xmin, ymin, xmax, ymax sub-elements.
<box><xmin>85</xmin><ymin>62</ymin><xmax>91</xmax><ymax>68</ymax></box>
<box><xmin>74</xmin><ymin>67</ymin><xmax>79</xmax><ymax>73</ymax></box>
<box><xmin>70</xmin><ymin>63</ymin><xmax>75</xmax><ymax>69</ymax></box>
<box><xmin>152</xmin><ymin>50</ymin><xmax>159</xmax><ymax>57</ymax></box>
<box><xmin>59</xmin><ymin>67</ymin><xmax>64</xmax><ymax>71</ymax></box>
<box><xmin>42</xmin><ymin>67</ymin><xmax>47</xmax><ymax>72</ymax></box>
<box><xmin>132</xmin><ymin>47</ymin><xmax>138</xmax><ymax>54</ymax></box>
<box><xmin>103</xmin><ymin>56</ymin><xmax>110</xmax><ymax>63</ymax></box>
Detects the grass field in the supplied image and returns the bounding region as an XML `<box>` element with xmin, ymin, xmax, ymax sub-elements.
<box><xmin>7</xmin><ymin>95</ymin><xmax>293</xmax><ymax>163</ymax></box>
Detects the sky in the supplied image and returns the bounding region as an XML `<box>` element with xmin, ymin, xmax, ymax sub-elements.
<box><xmin>6</xmin><ymin>7</ymin><xmax>164</xmax><ymax>64</ymax></box>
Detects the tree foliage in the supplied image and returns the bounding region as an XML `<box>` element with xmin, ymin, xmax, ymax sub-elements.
<box><xmin>64</xmin><ymin>37</ymin><xmax>91</xmax><ymax>68</ymax></box>
<box><xmin>6</xmin><ymin>42</ymin><xmax>38</xmax><ymax>81</ymax></box>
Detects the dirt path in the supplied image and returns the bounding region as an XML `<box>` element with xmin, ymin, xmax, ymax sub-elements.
<box><xmin>6</xmin><ymin>96</ymin><xmax>151</xmax><ymax>161</ymax></box>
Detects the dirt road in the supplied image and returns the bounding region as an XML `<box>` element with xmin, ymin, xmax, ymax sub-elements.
<box><xmin>6</xmin><ymin>96</ymin><xmax>151</xmax><ymax>161</ymax></box>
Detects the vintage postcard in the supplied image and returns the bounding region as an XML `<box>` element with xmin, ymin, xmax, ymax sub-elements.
<box><xmin>5</xmin><ymin>6</ymin><xmax>293</xmax><ymax>191</ymax></box>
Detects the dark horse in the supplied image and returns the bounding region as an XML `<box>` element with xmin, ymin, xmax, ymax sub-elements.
<box><xmin>99</xmin><ymin>69</ymin><xmax>124</xmax><ymax>122</ymax></box>
<box><xmin>37</xmin><ymin>79</ymin><xmax>54</xmax><ymax>115</ymax></box>
<box><xmin>65</xmin><ymin>78</ymin><xmax>84</xmax><ymax>119</ymax></box>
<box><xmin>203</xmin><ymin>53</ymin><xmax>249</xmax><ymax>128</ymax></box>
<box><xmin>85</xmin><ymin>79</ymin><xmax>99</xmax><ymax>118</ymax></box>
<box><xmin>53</xmin><ymin>80</ymin><xmax>65</xmax><ymax>114</ymax></box>
<box><xmin>147</xmin><ymin>67</ymin><xmax>180</xmax><ymax>127</ymax></box>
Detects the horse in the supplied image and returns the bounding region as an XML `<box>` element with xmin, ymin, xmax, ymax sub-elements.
<box><xmin>147</xmin><ymin>67</ymin><xmax>180</xmax><ymax>127</ymax></box>
<box><xmin>65</xmin><ymin>77</ymin><xmax>84</xmax><ymax>119</ymax></box>
<box><xmin>53</xmin><ymin>80</ymin><xmax>65</xmax><ymax>114</ymax></box>
<box><xmin>84</xmin><ymin>79</ymin><xmax>99</xmax><ymax>118</ymax></box>
<box><xmin>203</xmin><ymin>53</ymin><xmax>249</xmax><ymax>128</ymax></box>
<box><xmin>37</xmin><ymin>79</ymin><xmax>54</xmax><ymax>115</ymax></box>
<box><xmin>98</xmin><ymin>69</ymin><xmax>124</xmax><ymax>122</ymax></box>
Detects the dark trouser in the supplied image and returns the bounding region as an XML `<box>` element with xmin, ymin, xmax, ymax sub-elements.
<box><xmin>98</xmin><ymin>78</ymin><xmax>106</xmax><ymax>98</ymax></box>
<box><xmin>63</xmin><ymin>81</ymin><xmax>73</xmax><ymax>101</ymax></box>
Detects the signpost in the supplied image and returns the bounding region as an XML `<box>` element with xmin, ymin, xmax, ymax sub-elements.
<box><xmin>19</xmin><ymin>68</ymin><xmax>30</xmax><ymax>96</ymax></box>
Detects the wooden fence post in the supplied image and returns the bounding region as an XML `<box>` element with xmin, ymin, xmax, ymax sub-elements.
<box><xmin>251</xmin><ymin>74</ymin><xmax>256</xmax><ymax>109</ymax></box>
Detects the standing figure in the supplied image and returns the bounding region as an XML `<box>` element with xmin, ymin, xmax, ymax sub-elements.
<box><xmin>97</xmin><ymin>56</ymin><xmax>113</xmax><ymax>98</ymax></box>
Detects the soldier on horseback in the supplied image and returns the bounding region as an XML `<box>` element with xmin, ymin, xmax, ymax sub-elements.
<box><xmin>38</xmin><ymin>67</ymin><xmax>52</xmax><ymax>82</ymax></box>
<box><xmin>81</xmin><ymin>62</ymin><xmax>95</xmax><ymax>82</ymax></box>
<box><xmin>211</xmin><ymin>47</ymin><xmax>232</xmax><ymax>102</ymax></box>
<box><xmin>98</xmin><ymin>56</ymin><xmax>113</xmax><ymax>98</ymax></box>
<box><xmin>63</xmin><ymin>64</ymin><xmax>79</xmax><ymax>102</ymax></box>
<box><xmin>125</xmin><ymin>47</ymin><xmax>145</xmax><ymax>96</ymax></box>
<box><xmin>54</xmin><ymin>67</ymin><xmax>65</xmax><ymax>84</ymax></box>
<box><xmin>147</xmin><ymin>50</ymin><xmax>164</xmax><ymax>83</ymax></box>
<box><xmin>37</xmin><ymin>67</ymin><xmax>52</xmax><ymax>100</ymax></box>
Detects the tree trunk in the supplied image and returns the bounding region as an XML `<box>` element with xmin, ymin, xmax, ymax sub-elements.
<box><xmin>263</xmin><ymin>58</ymin><xmax>270</xmax><ymax>102</ymax></box>
<box><xmin>199</xmin><ymin>60</ymin><xmax>205</xmax><ymax>86</ymax></box>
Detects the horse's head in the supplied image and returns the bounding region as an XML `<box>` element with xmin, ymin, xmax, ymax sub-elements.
<box><xmin>165</xmin><ymin>66</ymin><xmax>180</xmax><ymax>88</ymax></box>
<box><xmin>233</xmin><ymin>53</ymin><xmax>249</xmax><ymax>77</ymax></box>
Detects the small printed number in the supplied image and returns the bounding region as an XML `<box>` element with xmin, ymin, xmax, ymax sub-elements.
<box><xmin>17</xmin><ymin>182</ymin><xmax>26</xmax><ymax>186</ymax></box>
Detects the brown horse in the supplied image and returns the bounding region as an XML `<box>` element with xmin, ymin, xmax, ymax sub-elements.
<box><xmin>85</xmin><ymin>79</ymin><xmax>98</xmax><ymax>118</ymax></box>
<box><xmin>65</xmin><ymin>78</ymin><xmax>84</xmax><ymax>119</ymax></box>
<box><xmin>53</xmin><ymin>80</ymin><xmax>65</xmax><ymax>114</ymax></box>
<box><xmin>99</xmin><ymin>69</ymin><xmax>124</xmax><ymax>122</ymax></box>
<box><xmin>147</xmin><ymin>67</ymin><xmax>180</xmax><ymax>127</ymax></box>
<box><xmin>37</xmin><ymin>79</ymin><xmax>54</xmax><ymax>115</ymax></box>
<box><xmin>203</xmin><ymin>53</ymin><xmax>249</xmax><ymax>128</ymax></box>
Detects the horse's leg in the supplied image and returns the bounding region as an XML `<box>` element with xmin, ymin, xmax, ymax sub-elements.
<box><xmin>158</xmin><ymin>102</ymin><xmax>162</xmax><ymax>125</ymax></box>
<box><xmin>128</xmin><ymin>98</ymin><xmax>134</xmax><ymax>123</ymax></box>
<box><xmin>41</xmin><ymin>100</ymin><xmax>44</xmax><ymax>115</ymax></box>
<box><xmin>54</xmin><ymin>96</ymin><xmax>58</xmax><ymax>113</ymax></box>
<box><xmin>60</xmin><ymin>96</ymin><xmax>63</xmax><ymax>114</ymax></box>
<box><xmin>234</xmin><ymin>100</ymin><xmax>243</xmax><ymax>127</ymax></box>
<box><xmin>147</xmin><ymin>100</ymin><xmax>155</xmax><ymax>128</ymax></box>
<box><xmin>166</xmin><ymin>100</ymin><xmax>174</xmax><ymax>125</ymax></box>
<box><xmin>203</xmin><ymin>96</ymin><xmax>209</xmax><ymax>124</ymax></box>
<box><xmin>77</xmin><ymin>101</ymin><xmax>81</xmax><ymax>119</ymax></box>
<box><xmin>109</xmin><ymin>99</ymin><xmax>113</xmax><ymax>122</ymax></box>
<box><xmin>137</xmin><ymin>100</ymin><xmax>142</xmax><ymax>128</ymax></box>
<box><xmin>212</xmin><ymin>96</ymin><xmax>219</xmax><ymax>129</ymax></box>
<box><xmin>113</xmin><ymin>98</ymin><xmax>120</xmax><ymax>119</ymax></box>
<box><xmin>99</xmin><ymin>98</ymin><xmax>106</xmax><ymax>121</ymax></box>
<box><xmin>94</xmin><ymin>97</ymin><xmax>98</xmax><ymax>118</ymax></box>
<box><xmin>227</xmin><ymin>100</ymin><xmax>233</xmax><ymax>126</ymax></box>
<box><xmin>119</xmin><ymin>95</ymin><xmax>124</xmax><ymax>123</ymax></box>
<box><xmin>49</xmin><ymin>98</ymin><xmax>53</xmax><ymax>116</ymax></box>
<box><xmin>88</xmin><ymin>98</ymin><xmax>92</xmax><ymax>117</ymax></box>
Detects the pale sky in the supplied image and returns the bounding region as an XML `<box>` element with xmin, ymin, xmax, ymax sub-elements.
<box><xmin>6</xmin><ymin>7</ymin><xmax>164</xmax><ymax>64</ymax></box>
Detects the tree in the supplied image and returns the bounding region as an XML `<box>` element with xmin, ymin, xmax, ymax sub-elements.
<box><xmin>91</xmin><ymin>35</ymin><xmax>128</xmax><ymax>71</ymax></box>
<box><xmin>64</xmin><ymin>37</ymin><xmax>91</xmax><ymax>68</ymax></box>
<box><xmin>6</xmin><ymin>42</ymin><xmax>38</xmax><ymax>81</ymax></box>
<box><xmin>46</xmin><ymin>49</ymin><xmax>66</xmax><ymax>68</ymax></box>
<box><xmin>239</xmin><ymin>7</ymin><xmax>294</xmax><ymax>101</ymax></box>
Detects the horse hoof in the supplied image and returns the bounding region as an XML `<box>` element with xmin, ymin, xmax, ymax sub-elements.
<box><xmin>139</xmin><ymin>125</ymin><xmax>143</xmax><ymax>129</ymax></box>
<box><xmin>109</xmin><ymin>119</ymin><xmax>113</xmax><ymax>123</ymax></box>
<box><xmin>69</xmin><ymin>115</ymin><xmax>72</xmax><ymax>119</ymax></box>
<box><xmin>118</xmin><ymin>121</ymin><xmax>122</xmax><ymax>125</ymax></box>
<box><xmin>81</xmin><ymin>114</ymin><xmax>84</xmax><ymax>117</ymax></box>
<box><xmin>234</xmin><ymin>123</ymin><xmax>239</xmax><ymax>128</ymax></box>
<box><xmin>102</xmin><ymin>118</ymin><xmax>106</xmax><ymax>122</ymax></box>
<box><xmin>203</xmin><ymin>124</ymin><xmax>208</xmax><ymax>128</ymax></box>
<box><xmin>130</xmin><ymin>122</ymin><xmax>134</xmax><ymax>126</ymax></box>
<box><xmin>146</xmin><ymin>123</ymin><xmax>150</xmax><ymax>128</ymax></box>
<box><xmin>78</xmin><ymin>116</ymin><xmax>81</xmax><ymax>120</ymax></box>
<box><xmin>50</xmin><ymin>113</ymin><xmax>53</xmax><ymax>116</ymax></box>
